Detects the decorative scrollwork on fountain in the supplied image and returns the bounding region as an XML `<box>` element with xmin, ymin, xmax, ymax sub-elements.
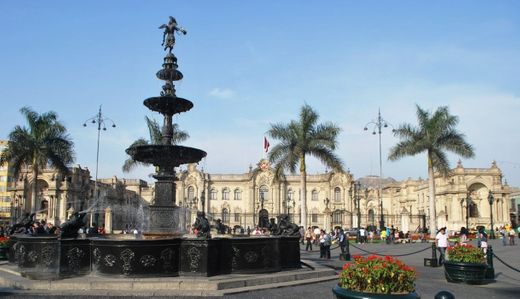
<box><xmin>41</xmin><ymin>246</ymin><xmax>55</xmax><ymax>267</ymax></box>
<box><xmin>93</xmin><ymin>248</ymin><xmax>101</xmax><ymax>265</ymax></box>
<box><xmin>140</xmin><ymin>255</ymin><xmax>157</xmax><ymax>268</ymax></box>
<box><xmin>161</xmin><ymin>248</ymin><xmax>174</xmax><ymax>271</ymax></box>
<box><xmin>67</xmin><ymin>247</ymin><xmax>85</xmax><ymax>273</ymax></box>
<box><xmin>16</xmin><ymin>244</ymin><xmax>26</xmax><ymax>267</ymax></box>
<box><xmin>104</xmin><ymin>254</ymin><xmax>116</xmax><ymax>267</ymax></box>
<box><xmin>187</xmin><ymin>247</ymin><xmax>201</xmax><ymax>272</ymax></box>
<box><xmin>27</xmin><ymin>250</ymin><xmax>38</xmax><ymax>263</ymax></box>
<box><xmin>232</xmin><ymin>246</ymin><xmax>240</xmax><ymax>268</ymax></box>
<box><xmin>244</xmin><ymin>251</ymin><xmax>259</xmax><ymax>264</ymax></box>
<box><xmin>120</xmin><ymin>249</ymin><xmax>135</xmax><ymax>275</ymax></box>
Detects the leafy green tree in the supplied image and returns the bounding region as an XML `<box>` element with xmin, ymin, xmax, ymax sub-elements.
<box><xmin>267</xmin><ymin>104</ymin><xmax>344</xmax><ymax>229</ymax></box>
<box><xmin>389</xmin><ymin>105</ymin><xmax>474</xmax><ymax>237</ymax></box>
<box><xmin>122</xmin><ymin>116</ymin><xmax>189</xmax><ymax>172</ymax></box>
<box><xmin>0</xmin><ymin>107</ymin><xmax>74</xmax><ymax>213</ymax></box>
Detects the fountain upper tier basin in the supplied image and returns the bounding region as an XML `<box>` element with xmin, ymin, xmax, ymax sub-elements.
<box><xmin>126</xmin><ymin>145</ymin><xmax>207</xmax><ymax>168</ymax></box>
<box><xmin>144</xmin><ymin>96</ymin><xmax>193</xmax><ymax>115</ymax></box>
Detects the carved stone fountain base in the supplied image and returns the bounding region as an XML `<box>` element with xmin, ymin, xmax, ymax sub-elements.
<box><xmin>11</xmin><ymin>235</ymin><xmax>301</xmax><ymax>279</ymax></box>
<box><xmin>148</xmin><ymin>205</ymin><xmax>189</xmax><ymax>234</ymax></box>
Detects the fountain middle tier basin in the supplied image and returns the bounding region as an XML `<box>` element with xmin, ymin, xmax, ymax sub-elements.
<box><xmin>125</xmin><ymin>145</ymin><xmax>207</xmax><ymax>168</ymax></box>
<box><xmin>144</xmin><ymin>96</ymin><xmax>193</xmax><ymax>115</ymax></box>
<box><xmin>11</xmin><ymin>235</ymin><xmax>300</xmax><ymax>279</ymax></box>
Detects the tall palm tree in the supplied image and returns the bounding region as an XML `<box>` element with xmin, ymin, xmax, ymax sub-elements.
<box><xmin>388</xmin><ymin>105</ymin><xmax>474</xmax><ymax>237</ymax></box>
<box><xmin>0</xmin><ymin>107</ymin><xmax>75</xmax><ymax>213</ymax></box>
<box><xmin>267</xmin><ymin>104</ymin><xmax>344</xmax><ymax>229</ymax></box>
<box><xmin>122</xmin><ymin>116</ymin><xmax>189</xmax><ymax>172</ymax></box>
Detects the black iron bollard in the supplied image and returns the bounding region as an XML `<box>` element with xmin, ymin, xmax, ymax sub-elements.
<box><xmin>485</xmin><ymin>245</ymin><xmax>495</xmax><ymax>279</ymax></box>
<box><xmin>424</xmin><ymin>242</ymin><xmax>438</xmax><ymax>267</ymax></box>
<box><xmin>435</xmin><ymin>291</ymin><xmax>455</xmax><ymax>299</ymax></box>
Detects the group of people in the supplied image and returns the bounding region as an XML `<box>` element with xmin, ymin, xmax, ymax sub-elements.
<box><xmin>1</xmin><ymin>220</ymin><xmax>58</xmax><ymax>236</ymax></box>
<box><xmin>303</xmin><ymin>227</ymin><xmax>349</xmax><ymax>259</ymax></box>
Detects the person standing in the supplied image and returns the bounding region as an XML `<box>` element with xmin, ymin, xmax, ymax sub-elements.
<box><xmin>338</xmin><ymin>229</ymin><xmax>347</xmax><ymax>254</ymax></box>
<box><xmin>313</xmin><ymin>226</ymin><xmax>321</xmax><ymax>245</ymax></box>
<box><xmin>435</xmin><ymin>227</ymin><xmax>448</xmax><ymax>266</ymax></box>
<box><xmin>305</xmin><ymin>227</ymin><xmax>314</xmax><ymax>251</ymax></box>
<box><xmin>323</xmin><ymin>231</ymin><xmax>332</xmax><ymax>259</ymax></box>
<box><xmin>318</xmin><ymin>230</ymin><xmax>326</xmax><ymax>258</ymax></box>
<box><xmin>480</xmin><ymin>229</ymin><xmax>488</xmax><ymax>254</ymax></box>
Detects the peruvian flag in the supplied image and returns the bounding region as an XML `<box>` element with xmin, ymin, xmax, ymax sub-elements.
<box><xmin>264</xmin><ymin>137</ymin><xmax>270</xmax><ymax>153</ymax></box>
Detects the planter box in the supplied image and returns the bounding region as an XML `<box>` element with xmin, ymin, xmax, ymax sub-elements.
<box><xmin>444</xmin><ymin>261</ymin><xmax>487</xmax><ymax>284</ymax></box>
<box><xmin>332</xmin><ymin>285</ymin><xmax>420</xmax><ymax>299</ymax></box>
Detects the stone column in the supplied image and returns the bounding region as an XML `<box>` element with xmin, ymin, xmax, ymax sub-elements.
<box><xmin>104</xmin><ymin>207</ymin><xmax>112</xmax><ymax>234</ymax></box>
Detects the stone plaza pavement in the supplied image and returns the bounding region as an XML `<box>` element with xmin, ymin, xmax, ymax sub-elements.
<box><xmin>0</xmin><ymin>238</ymin><xmax>518</xmax><ymax>298</ymax></box>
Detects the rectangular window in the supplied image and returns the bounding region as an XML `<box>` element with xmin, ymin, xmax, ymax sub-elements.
<box><xmin>311</xmin><ymin>213</ymin><xmax>318</xmax><ymax>223</ymax></box>
<box><xmin>234</xmin><ymin>213</ymin><xmax>241</xmax><ymax>222</ymax></box>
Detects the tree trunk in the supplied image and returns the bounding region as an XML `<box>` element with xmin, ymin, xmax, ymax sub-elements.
<box><xmin>427</xmin><ymin>153</ymin><xmax>437</xmax><ymax>238</ymax></box>
<box><xmin>31</xmin><ymin>167</ymin><xmax>38</xmax><ymax>214</ymax></box>
<box><xmin>300</xmin><ymin>155</ymin><xmax>307</xmax><ymax>229</ymax></box>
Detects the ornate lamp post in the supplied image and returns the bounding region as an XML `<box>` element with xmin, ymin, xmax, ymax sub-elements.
<box><xmin>348</xmin><ymin>186</ymin><xmax>353</xmax><ymax>228</ymax></box>
<box><xmin>200</xmin><ymin>190</ymin><xmax>205</xmax><ymax>213</ymax></box>
<box><xmin>487</xmin><ymin>191</ymin><xmax>495</xmax><ymax>239</ymax></box>
<box><xmin>83</xmin><ymin>105</ymin><xmax>116</xmax><ymax>225</ymax></box>
<box><xmin>364</xmin><ymin>108</ymin><xmax>393</xmax><ymax>230</ymax></box>
<box><xmin>466</xmin><ymin>190</ymin><xmax>472</xmax><ymax>229</ymax></box>
<box><xmin>354</xmin><ymin>181</ymin><xmax>361</xmax><ymax>230</ymax></box>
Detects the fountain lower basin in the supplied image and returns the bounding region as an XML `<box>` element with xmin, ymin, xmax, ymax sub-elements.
<box><xmin>10</xmin><ymin>235</ymin><xmax>300</xmax><ymax>279</ymax></box>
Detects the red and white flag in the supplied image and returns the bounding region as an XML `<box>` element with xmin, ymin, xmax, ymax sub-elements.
<box><xmin>263</xmin><ymin>137</ymin><xmax>270</xmax><ymax>153</ymax></box>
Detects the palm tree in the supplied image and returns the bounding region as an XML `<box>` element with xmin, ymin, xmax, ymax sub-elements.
<box><xmin>388</xmin><ymin>105</ymin><xmax>474</xmax><ymax>237</ymax></box>
<box><xmin>0</xmin><ymin>107</ymin><xmax>75</xmax><ymax>213</ymax></box>
<box><xmin>267</xmin><ymin>104</ymin><xmax>344</xmax><ymax>229</ymax></box>
<box><xmin>122</xmin><ymin>116</ymin><xmax>189</xmax><ymax>172</ymax></box>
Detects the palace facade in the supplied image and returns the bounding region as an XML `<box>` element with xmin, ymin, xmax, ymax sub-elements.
<box><xmin>176</xmin><ymin>159</ymin><xmax>513</xmax><ymax>233</ymax></box>
<box><xmin>3</xmin><ymin>155</ymin><xmax>514</xmax><ymax>234</ymax></box>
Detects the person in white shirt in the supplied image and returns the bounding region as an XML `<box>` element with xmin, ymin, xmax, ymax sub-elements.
<box><xmin>435</xmin><ymin>227</ymin><xmax>448</xmax><ymax>265</ymax></box>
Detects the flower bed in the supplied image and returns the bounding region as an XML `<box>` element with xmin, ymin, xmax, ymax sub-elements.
<box><xmin>338</xmin><ymin>255</ymin><xmax>416</xmax><ymax>294</ymax></box>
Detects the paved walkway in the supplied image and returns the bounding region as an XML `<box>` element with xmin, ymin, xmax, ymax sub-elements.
<box><xmin>0</xmin><ymin>238</ymin><xmax>518</xmax><ymax>298</ymax></box>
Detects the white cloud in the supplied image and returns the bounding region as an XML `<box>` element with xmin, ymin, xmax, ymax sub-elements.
<box><xmin>208</xmin><ymin>88</ymin><xmax>235</xmax><ymax>99</ymax></box>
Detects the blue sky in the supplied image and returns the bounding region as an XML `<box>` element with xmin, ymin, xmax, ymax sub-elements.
<box><xmin>1</xmin><ymin>1</ymin><xmax>520</xmax><ymax>187</ymax></box>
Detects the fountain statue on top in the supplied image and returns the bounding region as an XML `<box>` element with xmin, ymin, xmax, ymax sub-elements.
<box><xmin>126</xmin><ymin>17</ymin><xmax>207</xmax><ymax>234</ymax></box>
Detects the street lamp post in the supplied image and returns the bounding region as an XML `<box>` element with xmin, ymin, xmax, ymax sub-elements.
<box><xmin>487</xmin><ymin>191</ymin><xmax>495</xmax><ymax>239</ymax></box>
<box><xmin>83</xmin><ymin>105</ymin><xmax>116</xmax><ymax>226</ymax></box>
<box><xmin>200</xmin><ymin>191</ymin><xmax>206</xmax><ymax>213</ymax></box>
<box><xmin>466</xmin><ymin>191</ymin><xmax>471</xmax><ymax>230</ymax></box>
<box><xmin>348</xmin><ymin>186</ymin><xmax>353</xmax><ymax>228</ymax></box>
<box><xmin>354</xmin><ymin>181</ymin><xmax>361</xmax><ymax>230</ymax></box>
<box><xmin>364</xmin><ymin>108</ymin><xmax>393</xmax><ymax>230</ymax></box>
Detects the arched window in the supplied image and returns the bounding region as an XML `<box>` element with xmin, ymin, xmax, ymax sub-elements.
<box><xmin>234</xmin><ymin>189</ymin><xmax>242</xmax><ymax>200</ymax></box>
<box><xmin>334</xmin><ymin>187</ymin><xmax>341</xmax><ymax>202</ymax></box>
<box><xmin>368</xmin><ymin>209</ymin><xmax>375</xmax><ymax>224</ymax></box>
<box><xmin>210</xmin><ymin>189</ymin><xmax>217</xmax><ymax>200</ymax></box>
<box><xmin>187</xmin><ymin>186</ymin><xmax>195</xmax><ymax>201</ymax></box>
<box><xmin>222</xmin><ymin>208</ymin><xmax>229</xmax><ymax>224</ymax></box>
<box><xmin>311</xmin><ymin>190</ymin><xmax>318</xmax><ymax>201</ymax></box>
<box><xmin>259</xmin><ymin>185</ymin><xmax>269</xmax><ymax>202</ymax></box>
<box><xmin>222</xmin><ymin>188</ymin><xmax>230</xmax><ymax>200</ymax></box>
